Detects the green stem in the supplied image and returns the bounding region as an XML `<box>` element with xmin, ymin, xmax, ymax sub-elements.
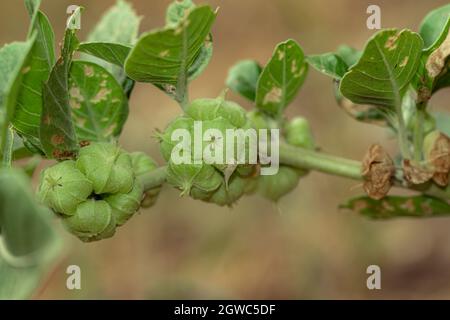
<box><xmin>413</xmin><ymin>102</ymin><xmax>426</xmax><ymax>162</ymax></box>
<box><xmin>279</xmin><ymin>143</ymin><xmax>362</xmax><ymax>180</ymax></box>
<box><xmin>139</xmin><ymin>166</ymin><xmax>167</xmax><ymax>190</ymax></box>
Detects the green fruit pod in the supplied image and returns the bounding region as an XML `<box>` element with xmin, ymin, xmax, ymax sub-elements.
<box><xmin>258</xmin><ymin>166</ymin><xmax>300</xmax><ymax>202</ymax></box>
<box><xmin>105</xmin><ymin>179</ymin><xmax>144</xmax><ymax>226</ymax></box>
<box><xmin>159</xmin><ymin>116</ymin><xmax>194</xmax><ymax>162</ymax></box>
<box><xmin>186</xmin><ymin>93</ymin><xmax>247</xmax><ymax>128</ymax></box>
<box><xmin>37</xmin><ymin>160</ymin><xmax>93</xmax><ymax>215</ymax></box>
<box><xmin>76</xmin><ymin>142</ymin><xmax>134</xmax><ymax>194</ymax></box>
<box><xmin>166</xmin><ymin>161</ymin><xmax>222</xmax><ymax>197</ymax></box>
<box><xmin>63</xmin><ymin>199</ymin><xmax>115</xmax><ymax>242</ymax></box>
<box><xmin>207</xmin><ymin>174</ymin><xmax>247</xmax><ymax>206</ymax></box>
<box><xmin>284</xmin><ymin>117</ymin><xmax>315</xmax><ymax>150</ymax></box>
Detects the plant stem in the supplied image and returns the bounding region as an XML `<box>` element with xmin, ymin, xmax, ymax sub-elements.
<box><xmin>413</xmin><ymin>102</ymin><xmax>426</xmax><ymax>162</ymax></box>
<box><xmin>139</xmin><ymin>166</ymin><xmax>167</xmax><ymax>190</ymax></box>
<box><xmin>279</xmin><ymin>143</ymin><xmax>362</xmax><ymax>180</ymax></box>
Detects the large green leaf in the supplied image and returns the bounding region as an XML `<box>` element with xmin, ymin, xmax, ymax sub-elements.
<box><xmin>226</xmin><ymin>60</ymin><xmax>262</xmax><ymax>101</ymax></box>
<box><xmin>419</xmin><ymin>4</ymin><xmax>450</xmax><ymax>50</ymax></box>
<box><xmin>40</xmin><ymin>25</ymin><xmax>79</xmax><ymax>159</ymax></box>
<box><xmin>306</xmin><ymin>53</ymin><xmax>348</xmax><ymax>79</ymax></box>
<box><xmin>0</xmin><ymin>169</ymin><xmax>61</xmax><ymax>299</ymax></box>
<box><xmin>82</xmin><ymin>0</ymin><xmax>140</xmax><ymax>84</ymax></box>
<box><xmin>78</xmin><ymin>42</ymin><xmax>131</xmax><ymax>67</ymax></box>
<box><xmin>0</xmin><ymin>38</ymin><xmax>36</xmax><ymax>165</ymax></box>
<box><xmin>13</xmin><ymin>3</ymin><xmax>55</xmax><ymax>147</ymax></box>
<box><xmin>340</xmin><ymin>29</ymin><xmax>423</xmax><ymax>108</ymax></box>
<box><xmin>125</xmin><ymin>5</ymin><xmax>217</xmax><ymax>105</ymax></box>
<box><xmin>69</xmin><ymin>61</ymin><xmax>129</xmax><ymax>142</ymax></box>
<box><xmin>255</xmin><ymin>39</ymin><xmax>308</xmax><ymax>116</ymax></box>
<box><xmin>341</xmin><ymin>195</ymin><xmax>450</xmax><ymax>219</ymax></box>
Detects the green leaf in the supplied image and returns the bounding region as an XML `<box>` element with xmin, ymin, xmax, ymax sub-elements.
<box><xmin>125</xmin><ymin>5</ymin><xmax>217</xmax><ymax>105</ymax></box>
<box><xmin>341</xmin><ymin>195</ymin><xmax>450</xmax><ymax>219</ymax></box>
<box><xmin>0</xmin><ymin>38</ymin><xmax>36</xmax><ymax>165</ymax></box>
<box><xmin>40</xmin><ymin>26</ymin><xmax>80</xmax><ymax>159</ymax></box>
<box><xmin>78</xmin><ymin>42</ymin><xmax>131</xmax><ymax>67</ymax></box>
<box><xmin>306</xmin><ymin>53</ymin><xmax>348</xmax><ymax>79</ymax></box>
<box><xmin>340</xmin><ymin>29</ymin><xmax>423</xmax><ymax>108</ymax></box>
<box><xmin>0</xmin><ymin>169</ymin><xmax>61</xmax><ymax>299</ymax></box>
<box><xmin>419</xmin><ymin>4</ymin><xmax>450</xmax><ymax>50</ymax></box>
<box><xmin>69</xmin><ymin>61</ymin><xmax>129</xmax><ymax>142</ymax></box>
<box><xmin>82</xmin><ymin>0</ymin><xmax>140</xmax><ymax>84</ymax></box>
<box><xmin>13</xmin><ymin>9</ymin><xmax>55</xmax><ymax>149</ymax></box>
<box><xmin>336</xmin><ymin>45</ymin><xmax>361</xmax><ymax>68</ymax></box>
<box><xmin>255</xmin><ymin>39</ymin><xmax>308</xmax><ymax>117</ymax></box>
<box><xmin>226</xmin><ymin>60</ymin><xmax>262</xmax><ymax>101</ymax></box>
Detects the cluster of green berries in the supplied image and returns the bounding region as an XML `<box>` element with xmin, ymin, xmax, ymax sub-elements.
<box><xmin>159</xmin><ymin>94</ymin><xmax>259</xmax><ymax>206</ymax></box>
<box><xmin>37</xmin><ymin>143</ymin><xmax>160</xmax><ymax>242</ymax></box>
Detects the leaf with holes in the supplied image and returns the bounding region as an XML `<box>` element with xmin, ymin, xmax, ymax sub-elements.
<box><xmin>226</xmin><ymin>60</ymin><xmax>262</xmax><ymax>101</ymax></box>
<box><xmin>13</xmin><ymin>2</ymin><xmax>55</xmax><ymax>149</ymax></box>
<box><xmin>340</xmin><ymin>29</ymin><xmax>423</xmax><ymax>108</ymax></box>
<box><xmin>69</xmin><ymin>61</ymin><xmax>128</xmax><ymax>142</ymax></box>
<box><xmin>125</xmin><ymin>5</ymin><xmax>217</xmax><ymax>105</ymax></box>
<box><xmin>40</xmin><ymin>25</ymin><xmax>80</xmax><ymax>160</ymax></box>
<box><xmin>307</xmin><ymin>53</ymin><xmax>348</xmax><ymax>79</ymax></box>
<box><xmin>255</xmin><ymin>39</ymin><xmax>308</xmax><ymax>117</ymax></box>
<box><xmin>341</xmin><ymin>195</ymin><xmax>450</xmax><ymax>219</ymax></box>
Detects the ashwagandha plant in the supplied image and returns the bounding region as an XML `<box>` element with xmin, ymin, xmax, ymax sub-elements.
<box><xmin>2</xmin><ymin>0</ymin><xmax>450</xmax><ymax>298</ymax></box>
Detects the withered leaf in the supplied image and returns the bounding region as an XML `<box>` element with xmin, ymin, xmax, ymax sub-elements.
<box><xmin>426</xmin><ymin>131</ymin><xmax>450</xmax><ymax>186</ymax></box>
<box><xmin>361</xmin><ymin>144</ymin><xmax>395</xmax><ymax>200</ymax></box>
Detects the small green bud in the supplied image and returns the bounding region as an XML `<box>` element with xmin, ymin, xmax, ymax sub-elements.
<box><xmin>37</xmin><ymin>160</ymin><xmax>93</xmax><ymax>215</ymax></box>
<box><xmin>258</xmin><ymin>166</ymin><xmax>300</xmax><ymax>202</ymax></box>
<box><xmin>63</xmin><ymin>199</ymin><xmax>115</xmax><ymax>242</ymax></box>
<box><xmin>105</xmin><ymin>180</ymin><xmax>144</xmax><ymax>226</ymax></box>
<box><xmin>284</xmin><ymin>117</ymin><xmax>315</xmax><ymax>149</ymax></box>
<box><xmin>76</xmin><ymin>142</ymin><xmax>134</xmax><ymax>194</ymax></box>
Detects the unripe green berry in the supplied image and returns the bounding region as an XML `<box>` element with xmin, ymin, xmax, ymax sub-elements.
<box><xmin>76</xmin><ymin>142</ymin><xmax>134</xmax><ymax>194</ymax></box>
<box><xmin>37</xmin><ymin>160</ymin><xmax>93</xmax><ymax>215</ymax></box>
<box><xmin>258</xmin><ymin>166</ymin><xmax>300</xmax><ymax>202</ymax></box>
<box><xmin>63</xmin><ymin>199</ymin><xmax>115</xmax><ymax>242</ymax></box>
<box><xmin>105</xmin><ymin>180</ymin><xmax>144</xmax><ymax>226</ymax></box>
<box><xmin>159</xmin><ymin>116</ymin><xmax>194</xmax><ymax>162</ymax></box>
<box><xmin>284</xmin><ymin>117</ymin><xmax>315</xmax><ymax>149</ymax></box>
<box><xmin>191</xmin><ymin>174</ymin><xmax>247</xmax><ymax>206</ymax></box>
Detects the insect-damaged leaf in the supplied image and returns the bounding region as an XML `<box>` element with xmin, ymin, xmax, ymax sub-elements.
<box><xmin>125</xmin><ymin>5</ymin><xmax>216</xmax><ymax>105</ymax></box>
<box><xmin>0</xmin><ymin>37</ymin><xmax>36</xmax><ymax>165</ymax></box>
<box><xmin>13</xmin><ymin>1</ymin><xmax>55</xmax><ymax>148</ymax></box>
<box><xmin>340</xmin><ymin>29</ymin><xmax>423</xmax><ymax>108</ymax></box>
<box><xmin>40</xmin><ymin>25</ymin><xmax>80</xmax><ymax>159</ymax></box>
<box><xmin>226</xmin><ymin>60</ymin><xmax>262</xmax><ymax>101</ymax></box>
<box><xmin>69</xmin><ymin>61</ymin><xmax>129</xmax><ymax>142</ymax></box>
<box><xmin>255</xmin><ymin>39</ymin><xmax>308</xmax><ymax>117</ymax></box>
<box><xmin>0</xmin><ymin>169</ymin><xmax>61</xmax><ymax>299</ymax></box>
<box><xmin>341</xmin><ymin>195</ymin><xmax>450</xmax><ymax>219</ymax></box>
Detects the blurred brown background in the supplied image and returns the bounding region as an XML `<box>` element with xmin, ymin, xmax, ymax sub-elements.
<box><xmin>2</xmin><ymin>0</ymin><xmax>450</xmax><ymax>299</ymax></box>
